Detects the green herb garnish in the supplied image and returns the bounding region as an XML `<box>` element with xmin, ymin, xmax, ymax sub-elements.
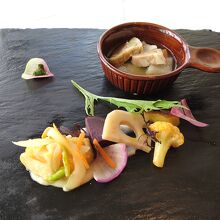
<box><xmin>46</xmin><ymin>167</ymin><xmax>65</xmax><ymax>182</ymax></box>
<box><xmin>33</xmin><ymin>64</ymin><xmax>46</xmax><ymax>76</ymax></box>
<box><xmin>71</xmin><ymin>80</ymin><xmax>182</xmax><ymax>116</ymax></box>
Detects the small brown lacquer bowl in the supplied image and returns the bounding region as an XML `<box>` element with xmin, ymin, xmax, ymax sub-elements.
<box><xmin>97</xmin><ymin>22</ymin><xmax>220</xmax><ymax>95</ymax></box>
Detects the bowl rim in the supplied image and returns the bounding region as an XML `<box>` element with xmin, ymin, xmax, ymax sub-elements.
<box><xmin>97</xmin><ymin>21</ymin><xmax>191</xmax><ymax>80</ymax></box>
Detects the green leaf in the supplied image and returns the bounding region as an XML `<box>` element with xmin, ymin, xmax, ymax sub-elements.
<box><xmin>61</xmin><ymin>147</ymin><xmax>71</xmax><ymax>177</ymax></box>
<box><xmin>33</xmin><ymin>64</ymin><xmax>46</xmax><ymax>76</ymax></box>
<box><xmin>71</xmin><ymin>80</ymin><xmax>98</xmax><ymax>116</ymax></box>
<box><xmin>71</xmin><ymin>80</ymin><xmax>181</xmax><ymax>116</ymax></box>
<box><xmin>153</xmin><ymin>100</ymin><xmax>180</xmax><ymax>109</ymax></box>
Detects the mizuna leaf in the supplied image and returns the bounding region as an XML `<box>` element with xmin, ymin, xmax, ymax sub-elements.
<box><xmin>71</xmin><ymin>80</ymin><xmax>181</xmax><ymax>116</ymax></box>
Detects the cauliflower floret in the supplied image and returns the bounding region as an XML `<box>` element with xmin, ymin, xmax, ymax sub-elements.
<box><xmin>149</xmin><ymin>121</ymin><xmax>184</xmax><ymax>168</ymax></box>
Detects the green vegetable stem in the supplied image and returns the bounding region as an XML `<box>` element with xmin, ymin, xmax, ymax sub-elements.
<box><xmin>61</xmin><ymin>147</ymin><xmax>71</xmax><ymax>177</ymax></box>
<box><xmin>71</xmin><ymin>80</ymin><xmax>181</xmax><ymax>116</ymax></box>
<box><xmin>46</xmin><ymin>167</ymin><xmax>65</xmax><ymax>182</ymax></box>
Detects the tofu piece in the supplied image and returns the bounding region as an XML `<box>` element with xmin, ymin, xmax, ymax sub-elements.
<box><xmin>109</xmin><ymin>37</ymin><xmax>143</xmax><ymax>67</ymax></box>
<box><xmin>142</xmin><ymin>42</ymin><xmax>157</xmax><ymax>52</ymax></box>
<box><xmin>145</xmin><ymin>64</ymin><xmax>171</xmax><ymax>75</ymax></box>
<box><xmin>145</xmin><ymin>57</ymin><xmax>173</xmax><ymax>75</ymax></box>
<box><xmin>131</xmin><ymin>49</ymin><xmax>166</xmax><ymax>67</ymax></box>
<box><xmin>142</xmin><ymin>42</ymin><xmax>169</xmax><ymax>58</ymax></box>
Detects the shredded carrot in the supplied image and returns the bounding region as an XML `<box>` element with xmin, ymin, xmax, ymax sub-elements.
<box><xmin>46</xmin><ymin>124</ymin><xmax>89</xmax><ymax>170</ymax></box>
<box><xmin>77</xmin><ymin>131</ymin><xmax>86</xmax><ymax>149</ymax></box>
<box><xmin>76</xmin><ymin>132</ymin><xmax>90</xmax><ymax>169</ymax></box>
<box><xmin>68</xmin><ymin>154</ymin><xmax>74</xmax><ymax>172</ymax></box>
<box><xmin>93</xmin><ymin>138</ymin><xmax>116</xmax><ymax>169</ymax></box>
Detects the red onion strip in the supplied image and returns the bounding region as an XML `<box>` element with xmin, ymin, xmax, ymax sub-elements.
<box><xmin>170</xmin><ymin>99</ymin><xmax>208</xmax><ymax>127</ymax></box>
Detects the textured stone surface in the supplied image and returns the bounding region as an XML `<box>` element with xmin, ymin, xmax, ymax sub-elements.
<box><xmin>0</xmin><ymin>29</ymin><xmax>220</xmax><ymax>219</ymax></box>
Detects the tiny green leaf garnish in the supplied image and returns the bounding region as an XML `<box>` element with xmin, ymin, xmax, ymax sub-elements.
<box><xmin>71</xmin><ymin>80</ymin><xmax>181</xmax><ymax>116</ymax></box>
<box><xmin>33</xmin><ymin>64</ymin><xmax>46</xmax><ymax>76</ymax></box>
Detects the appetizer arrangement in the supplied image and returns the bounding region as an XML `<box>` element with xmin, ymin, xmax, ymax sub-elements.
<box><xmin>12</xmin><ymin>80</ymin><xmax>208</xmax><ymax>192</ymax></box>
<box><xmin>109</xmin><ymin>37</ymin><xmax>174</xmax><ymax>75</ymax></box>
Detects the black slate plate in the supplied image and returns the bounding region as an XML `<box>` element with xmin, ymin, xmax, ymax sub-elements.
<box><xmin>0</xmin><ymin>29</ymin><xmax>220</xmax><ymax>220</ymax></box>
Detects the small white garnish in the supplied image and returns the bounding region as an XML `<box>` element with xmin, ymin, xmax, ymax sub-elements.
<box><xmin>22</xmin><ymin>58</ymin><xmax>54</xmax><ymax>80</ymax></box>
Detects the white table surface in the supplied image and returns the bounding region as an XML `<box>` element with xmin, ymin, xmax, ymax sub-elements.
<box><xmin>1</xmin><ymin>0</ymin><xmax>220</xmax><ymax>31</ymax></box>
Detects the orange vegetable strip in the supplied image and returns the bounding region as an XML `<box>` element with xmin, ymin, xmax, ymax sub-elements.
<box><xmin>76</xmin><ymin>132</ymin><xmax>89</xmax><ymax>169</ymax></box>
<box><xmin>93</xmin><ymin>138</ymin><xmax>116</xmax><ymax>169</ymax></box>
<box><xmin>77</xmin><ymin>131</ymin><xmax>86</xmax><ymax>149</ymax></box>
